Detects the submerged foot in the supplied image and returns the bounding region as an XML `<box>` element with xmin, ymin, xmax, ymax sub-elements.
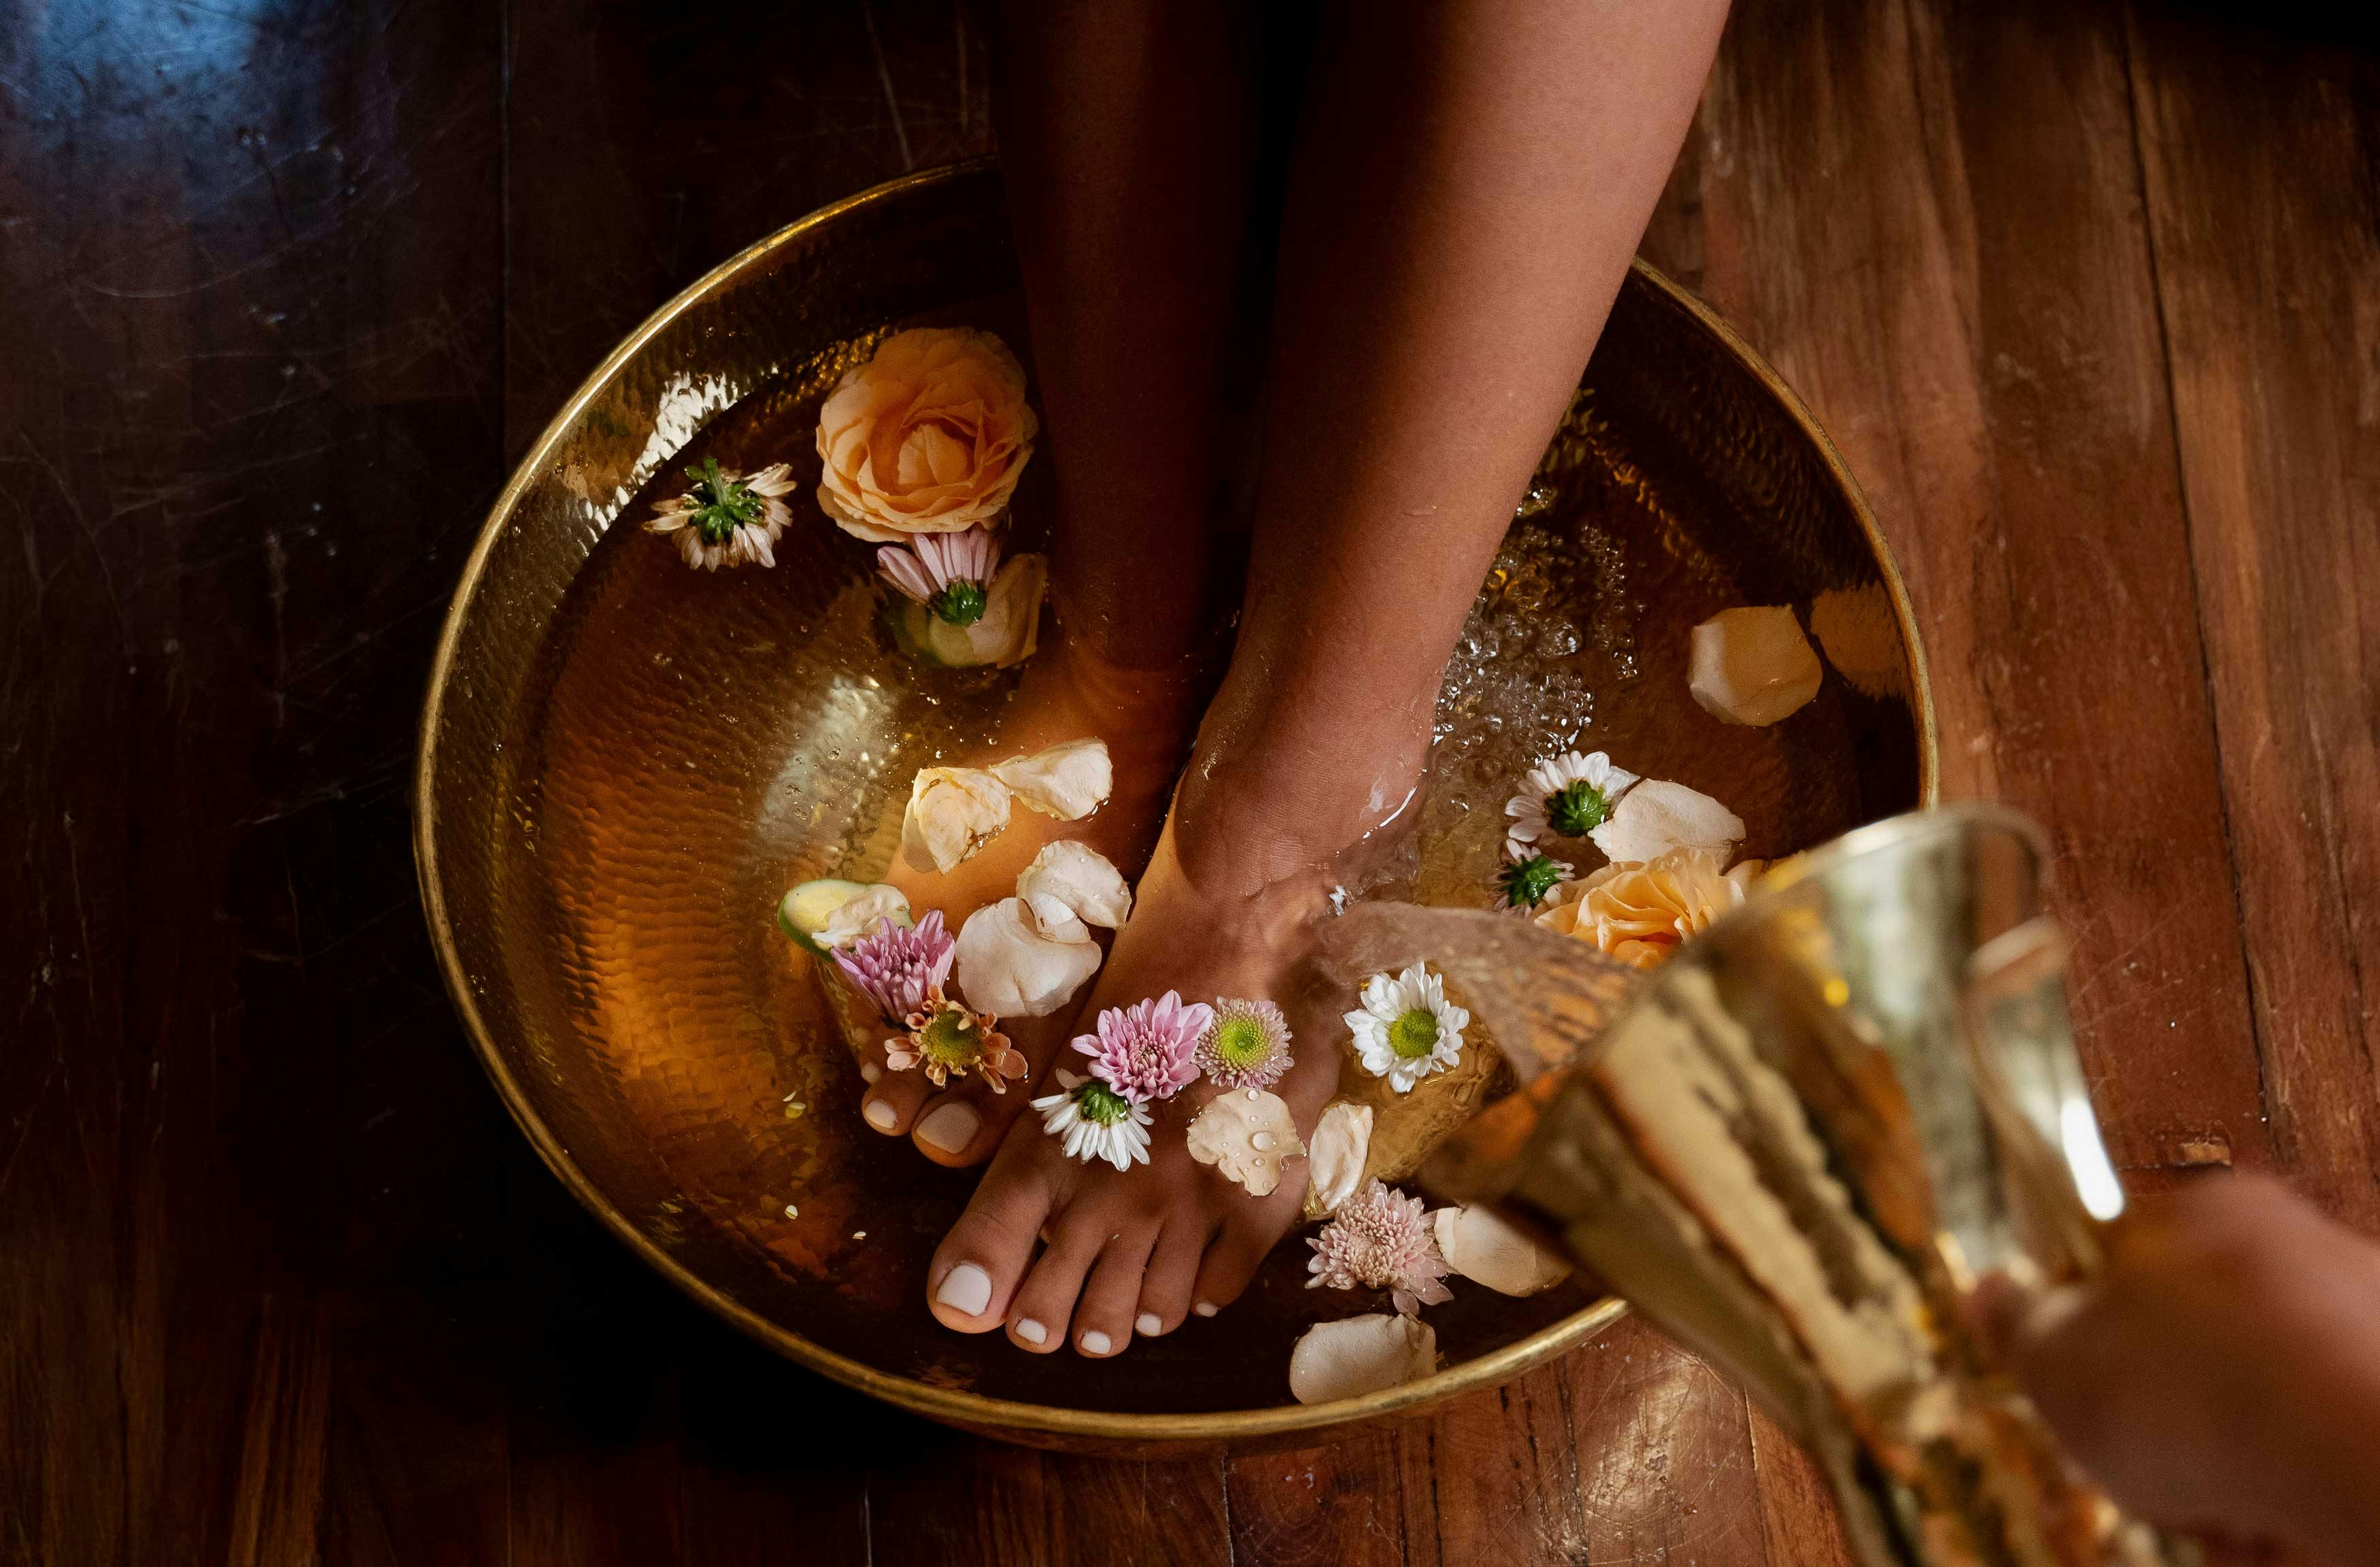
<box><xmin>856</xmin><ymin>636</ymin><xmax>1199</xmax><ymax>1168</ymax></box>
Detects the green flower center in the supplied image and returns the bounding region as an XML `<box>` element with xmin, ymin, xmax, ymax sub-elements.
<box><xmin>1497</xmin><ymin>853</ymin><xmax>1567</xmax><ymax>911</ymax></box>
<box><xmin>1388</xmin><ymin>1007</ymin><xmax>1441</xmax><ymax>1060</ymax></box>
<box><xmin>1210</xmin><ymin>1014</ymin><xmax>1274</xmax><ymax>1072</ymax></box>
<box><xmin>1545</xmin><ymin>779</ymin><xmax>1613</xmax><ymax>837</ymax></box>
<box><xmin>917</xmin><ymin>1007</ymin><xmax>984</xmax><ymax>1070</ymax></box>
<box><xmin>683</xmin><ymin>456</ymin><xmax>764</xmax><ymax>545</ymax></box>
<box><xmin>1075</xmin><ymin>1080</ymin><xmax>1132</xmax><ymax>1126</ymax></box>
<box><xmin>929</xmin><ymin>579</ymin><xmax>989</xmax><ymax>626</ymax></box>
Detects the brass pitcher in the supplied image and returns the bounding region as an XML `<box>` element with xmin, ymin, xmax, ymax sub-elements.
<box><xmin>1325</xmin><ymin>805</ymin><xmax>2181</xmax><ymax>1567</ymax></box>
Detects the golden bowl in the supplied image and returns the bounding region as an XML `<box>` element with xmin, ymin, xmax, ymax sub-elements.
<box><xmin>413</xmin><ymin>159</ymin><xmax>1935</xmax><ymax>1454</ymax></box>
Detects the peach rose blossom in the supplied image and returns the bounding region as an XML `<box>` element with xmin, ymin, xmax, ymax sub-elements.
<box><xmin>1534</xmin><ymin>847</ymin><xmax>1743</xmax><ymax>971</ymax></box>
<box><xmin>815</xmin><ymin>327</ymin><xmax>1038</xmax><ymax>542</ymax></box>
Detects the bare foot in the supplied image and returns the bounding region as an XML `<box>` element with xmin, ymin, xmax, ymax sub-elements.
<box><xmin>918</xmin><ymin>799</ymin><xmax>1360</xmax><ymax>1355</ymax></box>
<box><xmin>857</xmin><ymin>635</ymin><xmax>1200</xmax><ymax>1168</ymax></box>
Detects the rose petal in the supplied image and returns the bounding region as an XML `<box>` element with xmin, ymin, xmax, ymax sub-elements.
<box><xmin>1288</xmin><ymin>1314</ymin><xmax>1438</xmax><ymax>1405</ymax></box>
<box><xmin>953</xmin><ymin>898</ymin><xmax>1102</xmax><ymax>1018</ymax></box>
<box><xmin>1185</xmin><ymin>1089</ymin><xmax>1305</xmax><ymax>1197</ymax></box>
<box><xmin>1304</xmin><ymin>1102</ymin><xmax>1374</xmax><ymax>1217</ymax></box>
<box><xmin>993</xmin><ymin>738</ymin><xmax>1114</xmax><ymax>824</ymax></box>
<box><xmin>1587</xmin><ymin>779</ymin><xmax>1745</xmax><ymax>864</ymax></box>
<box><xmin>1016</xmin><ymin>839</ymin><xmax>1132</xmax><ymax>936</ymax></box>
<box><xmin>818</xmin><ymin>884</ymin><xmax>912</xmax><ymax>950</ymax></box>
<box><xmin>900</xmin><ymin>766</ymin><xmax>1013</xmax><ymax>874</ymax></box>
<box><xmin>1689</xmin><ymin>606</ymin><xmax>1824</xmax><ymax>726</ymax></box>
<box><xmin>1430</xmin><ymin>1204</ymin><xmax>1573</xmax><ymax>1297</ymax></box>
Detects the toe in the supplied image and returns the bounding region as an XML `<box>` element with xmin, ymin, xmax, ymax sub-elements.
<box><xmin>1072</xmin><ymin>1226</ymin><xmax>1160</xmax><ymax>1357</ymax></box>
<box><xmin>925</xmin><ymin>1134</ymin><xmax>1064</xmax><ymax>1334</ymax></box>
<box><xmin>911</xmin><ymin>1017</ymin><xmax>1074</xmax><ymax>1167</ymax></box>
<box><xmin>1004</xmin><ymin>1201</ymin><xmax>1117</xmax><ymax>1355</ymax></box>
<box><xmin>1189</xmin><ymin>1204</ymin><xmax>1288</xmax><ymax>1318</ymax></box>
<box><xmin>861</xmin><ymin>1066</ymin><xmax>933</xmax><ymax>1138</ymax></box>
<box><xmin>1134</xmin><ymin>1217</ymin><xmax>1216</xmax><ymax>1337</ymax></box>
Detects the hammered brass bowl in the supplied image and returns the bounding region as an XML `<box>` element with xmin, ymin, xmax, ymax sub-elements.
<box><xmin>413</xmin><ymin>159</ymin><xmax>1935</xmax><ymax>1454</ymax></box>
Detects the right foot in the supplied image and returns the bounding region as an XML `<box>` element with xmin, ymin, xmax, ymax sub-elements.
<box><xmin>855</xmin><ymin>633</ymin><xmax>1200</xmax><ymax>1167</ymax></box>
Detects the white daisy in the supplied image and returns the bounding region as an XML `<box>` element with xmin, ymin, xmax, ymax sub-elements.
<box><xmin>1032</xmin><ymin>1070</ymin><xmax>1153</xmax><ymax>1171</ymax></box>
<box><xmin>1503</xmin><ymin>749</ymin><xmax>1639</xmax><ymax>857</ymax></box>
<box><xmin>644</xmin><ymin>458</ymin><xmax>797</xmax><ymax>571</ymax></box>
<box><xmin>1492</xmin><ymin>841</ymin><xmax>1574</xmax><ymax>913</ymax></box>
<box><xmin>1344</xmin><ymin>963</ymin><xmax>1469</xmax><ymax>1094</ymax></box>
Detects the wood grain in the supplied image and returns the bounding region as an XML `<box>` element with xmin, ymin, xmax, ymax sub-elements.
<box><xmin>4</xmin><ymin>1</ymin><xmax>2376</xmax><ymax>1562</ymax></box>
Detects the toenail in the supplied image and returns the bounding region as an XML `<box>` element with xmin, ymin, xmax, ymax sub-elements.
<box><xmin>860</xmin><ymin>1061</ymin><xmax>881</xmax><ymax>1084</ymax></box>
<box><xmin>1015</xmin><ymin>1317</ymin><xmax>1048</xmax><ymax>1345</ymax></box>
<box><xmin>1135</xmin><ymin>1313</ymin><xmax>1161</xmax><ymax>1337</ymax></box>
<box><xmin>917</xmin><ymin>1102</ymin><xmax>980</xmax><ymax>1153</ymax></box>
<box><xmin>1193</xmin><ymin>1301</ymin><xmax>1218</xmax><ymax>1318</ymax></box>
<box><xmin>1081</xmin><ymin>1330</ymin><xmax>1113</xmax><ymax>1355</ymax></box>
<box><xmin>936</xmin><ymin>1263</ymin><xmax>992</xmax><ymax>1317</ymax></box>
<box><xmin>863</xmin><ymin>1098</ymin><xmax>898</xmax><ymax>1132</ymax></box>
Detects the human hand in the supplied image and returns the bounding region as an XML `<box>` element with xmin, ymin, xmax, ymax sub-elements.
<box><xmin>1975</xmin><ymin>1173</ymin><xmax>2380</xmax><ymax>1564</ymax></box>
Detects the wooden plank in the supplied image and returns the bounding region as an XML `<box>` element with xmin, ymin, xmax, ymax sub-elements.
<box><xmin>1225</xmin><ymin>1430</ymin><xmax>1409</xmax><ymax>1567</ymax></box>
<box><xmin>1747</xmin><ymin>1404</ymin><xmax>1857</xmax><ymax>1567</ymax></box>
<box><xmin>1676</xmin><ymin>0</ymin><xmax>2270</xmax><ymax>1179</ymax></box>
<box><xmin>2124</xmin><ymin>7</ymin><xmax>2380</xmax><ymax>1227</ymax></box>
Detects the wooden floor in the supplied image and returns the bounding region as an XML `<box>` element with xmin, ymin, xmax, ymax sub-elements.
<box><xmin>4</xmin><ymin>1</ymin><xmax>2373</xmax><ymax>1562</ymax></box>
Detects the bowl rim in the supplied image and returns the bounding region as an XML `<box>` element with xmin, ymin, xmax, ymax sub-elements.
<box><xmin>412</xmin><ymin>158</ymin><xmax>1939</xmax><ymax>1445</ymax></box>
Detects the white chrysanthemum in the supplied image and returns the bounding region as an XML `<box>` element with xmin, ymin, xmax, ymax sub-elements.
<box><xmin>643</xmin><ymin>459</ymin><xmax>796</xmax><ymax>571</ymax></box>
<box><xmin>1503</xmin><ymin>749</ymin><xmax>1639</xmax><ymax>857</ymax></box>
<box><xmin>1032</xmin><ymin>1071</ymin><xmax>1152</xmax><ymax>1172</ymax></box>
<box><xmin>1344</xmin><ymin>963</ymin><xmax>1469</xmax><ymax>1093</ymax></box>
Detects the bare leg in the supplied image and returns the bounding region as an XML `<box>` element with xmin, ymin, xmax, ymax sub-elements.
<box><xmin>926</xmin><ymin>0</ymin><xmax>1731</xmax><ymax>1353</ymax></box>
<box><xmin>858</xmin><ymin>0</ymin><xmax>1257</xmax><ymax>1164</ymax></box>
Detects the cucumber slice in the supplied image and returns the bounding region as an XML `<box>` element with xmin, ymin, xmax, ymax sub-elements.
<box><xmin>776</xmin><ymin>879</ymin><xmax>908</xmax><ymax>956</ymax></box>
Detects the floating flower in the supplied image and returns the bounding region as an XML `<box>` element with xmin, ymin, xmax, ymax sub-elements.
<box><xmin>900</xmin><ymin>765</ymin><xmax>1013</xmax><ymax>875</ymax></box>
<box><xmin>1535</xmin><ymin>847</ymin><xmax>1741</xmax><ymax>970</ymax></box>
<box><xmin>1588</xmin><ymin>778</ymin><xmax>1744</xmax><ymax>865</ymax></box>
<box><xmin>1305</xmin><ymin>1180</ymin><xmax>1454</xmax><ymax>1316</ymax></box>
<box><xmin>887</xmin><ymin>992</ymin><xmax>1027</xmax><ymax>1092</ymax></box>
<box><xmin>1033</xmin><ymin>1069</ymin><xmax>1153</xmax><ymax>1171</ymax></box>
<box><xmin>815</xmin><ymin>326</ymin><xmax>1038</xmax><ymax>542</ymax></box>
<box><xmin>1074</xmin><ymin>990</ymin><xmax>1212</xmax><ymax>1105</ymax></box>
<box><xmin>890</xmin><ymin>552</ymin><xmax>1047</xmax><ymax>669</ymax></box>
<box><xmin>993</xmin><ymin>738</ymin><xmax>1113</xmax><ymax>822</ymax></box>
<box><xmin>1186</xmin><ymin>1088</ymin><xmax>1305</xmax><ymax>1196</ymax></box>
<box><xmin>1493</xmin><ymin>843</ymin><xmax>1573</xmax><ymax>913</ymax></box>
<box><xmin>832</xmin><ymin>910</ymin><xmax>954</xmax><ymax>1024</ymax></box>
<box><xmin>1195</xmin><ymin>997</ymin><xmax>1294</xmax><ymax>1090</ymax></box>
<box><xmin>1304</xmin><ymin>1102</ymin><xmax>1374</xmax><ymax>1218</ymax></box>
<box><xmin>1344</xmin><ymin>963</ymin><xmax>1468</xmax><ymax>1094</ymax></box>
<box><xmin>1690</xmin><ymin>605</ymin><xmax>1823</xmax><ymax>726</ymax></box>
<box><xmin>1504</xmin><ymin>749</ymin><xmax>1638</xmax><ymax>856</ymax></box>
<box><xmin>645</xmin><ymin>457</ymin><xmax>797</xmax><ymax>571</ymax></box>
<box><xmin>878</xmin><ymin>525</ymin><xmax>1002</xmax><ymax>626</ymax></box>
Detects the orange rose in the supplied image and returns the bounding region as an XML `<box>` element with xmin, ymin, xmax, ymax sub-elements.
<box><xmin>815</xmin><ymin>327</ymin><xmax>1038</xmax><ymax>542</ymax></box>
<box><xmin>1535</xmin><ymin>847</ymin><xmax>1745</xmax><ymax>970</ymax></box>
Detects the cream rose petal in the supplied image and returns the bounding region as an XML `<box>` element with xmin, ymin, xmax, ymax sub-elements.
<box><xmin>1690</xmin><ymin>605</ymin><xmax>1824</xmax><ymax>726</ymax></box>
<box><xmin>1015</xmin><ymin>839</ymin><xmax>1132</xmax><ymax>940</ymax></box>
<box><xmin>1185</xmin><ymin>1089</ymin><xmax>1306</xmax><ymax>1198</ymax></box>
<box><xmin>900</xmin><ymin>766</ymin><xmax>1013</xmax><ymax>874</ymax></box>
<box><xmin>991</xmin><ymin>737</ymin><xmax>1112</xmax><ymax>822</ymax></box>
<box><xmin>1305</xmin><ymin>1102</ymin><xmax>1374</xmax><ymax>1217</ymax></box>
<box><xmin>818</xmin><ymin>883</ymin><xmax>912</xmax><ymax>950</ymax></box>
<box><xmin>1288</xmin><ymin>1314</ymin><xmax>1438</xmax><ymax>1405</ymax></box>
<box><xmin>1430</xmin><ymin>1204</ymin><xmax>1573</xmax><ymax>1297</ymax></box>
<box><xmin>1588</xmin><ymin>779</ymin><xmax>1746</xmax><ymax>865</ymax></box>
<box><xmin>953</xmin><ymin>897</ymin><xmax>1102</xmax><ymax>1019</ymax></box>
<box><xmin>911</xmin><ymin>552</ymin><xmax>1046</xmax><ymax>669</ymax></box>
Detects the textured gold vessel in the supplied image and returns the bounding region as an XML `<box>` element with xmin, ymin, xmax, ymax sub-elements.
<box><xmin>413</xmin><ymin>160</ymin><xmax>1936</xmax><ymax>1453</ymax></box>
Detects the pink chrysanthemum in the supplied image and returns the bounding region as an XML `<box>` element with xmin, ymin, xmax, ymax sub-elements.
<box><xmin>1306</xmin><ymin>1180</ymin><xmax>1455</xmax><ymax>1317</ymax></box>
<box><xmin>877</xmin><ymin>526</ymin><xmax>1002</xmax><ymax>626</ymax></box>
<box><xmin>1073</xmin><ymin>990</ymin><xmax>1213</xmax><ymax>1105</ymax></box>
<box><xmin>832</xmin><ymin>910</ymin><xmax>954</xmax><ymax>1024</ymax></box>
<box><xmin>1195</xmin><ymin>997</ymin><xmax>1294</xmax><ymax>1090</ymax></box>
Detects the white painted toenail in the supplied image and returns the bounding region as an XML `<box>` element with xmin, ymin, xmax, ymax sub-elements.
<box><xmin>917</xmin><ymin>1102</ymin><xmax>980</xmax><ymax>1153</ymax></box>
<box><xmin>864</xmin><ymin>1098</ymin><xmax>898</xmax><ymax>1132</ymax></box>
<box><xmin>1193</xmin><ymin>1301</ymin><xmax>1218</xmax><ymax>1318</ymax></box>
<box><xmin>860</xmin><ymin>1061</ymin><xmax>882</xmax><ymax>1084</ymax></box>
<box><xmin>1136</xmin><ymin>1313</ymin><xmax>1161</xmax><ymax>1337</ymax></box>
<box><xmin>936</xmin><ymin>1263</ymin><xmax>992</xmax><ymax>1316</ymax></box>
<box><xmin>1014</xmin><ymin>1317</ymin><xmax>1047</xmax><ymax>1345</ymax></box>
<box><xmin>1081</xmin><ymin>1330</ymin><xmax>1113</xmax><ymax>1355</ymax></box>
